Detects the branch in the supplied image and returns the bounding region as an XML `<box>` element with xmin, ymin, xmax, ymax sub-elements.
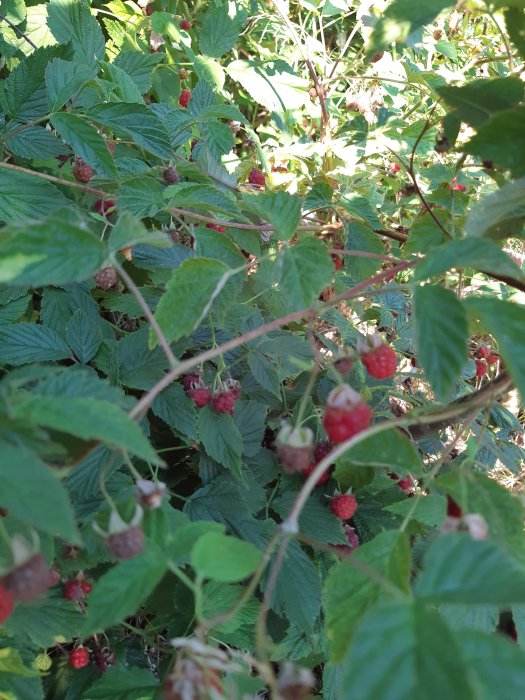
<box><xmin>128</xmin><ymin>259</ymin><xmax>418</xmax><ymax>419</ymax></box>
<box><xmin>0</xmin><ymin>12</ymin><xmax>37</xmax><ymax>49</ymax></box>
<box><xmin>407</xmin><ymin>371</ymin><xmax>513</xmax><ymax>439</ymax></box>
<box><xmin>0</xmin><ymin>161</ymin><xmax>106</xmax><ymax>196</ymax></box>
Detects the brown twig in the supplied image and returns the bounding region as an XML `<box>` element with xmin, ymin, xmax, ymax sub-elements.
<box><xmin>0</xmin><ymin>12</ymin><xmax>37</xmax><ymax>49</ymax></box>
<box><xmin>0</xmin><ymin>161</ymin><xmax>106</xmax><ymax>196</ymax></box>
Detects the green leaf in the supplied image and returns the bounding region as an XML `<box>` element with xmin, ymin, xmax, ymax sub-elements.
<box><xmin>113</xmin><ymin>51</ymin><xmax>163</xmax><ymax>94</ymax></box>
<box><xmin>414</xmin><ymin>238</ymin><xmax>524</xmax><ymax>281</ymax></box>
<box><xmin>197</xmin><ymin>405</ymin><xmax>243</xmax><ymax>476</ymax></box>
<box><xmin>458</xmin><ymin>630</ymin><xmax>525</xmax><ymax>699</ymax></box>
<box><xmin>437</xmin><ymin>78</ymin><xmax>524</xmax><ymax>127</ymax></box>
<box><xmin>505</xmin><ymin>8</ymin><xmax>525</xmax><ymax>62</ymax></box>
<box><xmin>414</xmin><ymin>285</ymin><xmax>468</xmax><ymax>400</ymax></box>
<box><xmin>195</xmin><ymin>227</ymin><xmax>245</xmax><ymax>268</ymax></box>
<box><xmin>0</xmin><ymin>212</ymin><xmax>106</xmax><ymax>285</ymax></box>
<box><xmin>464</xmin><ymin>297</ymin><xmax>525</xmax><ymax>398</ymax></box>
<box><xmin>226</xmin><ymin>59</ymin><xmax>309</xmax><ymax>112</ymax></box>
<box><xmin>192</xmin><ymin>532</ymin><xmax>262</xmax><ymax>582</ymax></box>
<box><xmin>233</xmin><ymin>400</ymin><xmax>267</xmax><ymax>457</ymax></box>
<box><xmin>279</xmin><ymin>237</ymin><xmax>333</xmax><ymax>309</ymax></box>
<box><xmin>4</xmin><ymin>594</ymin><xmax>84</xmax><ymax>648</ymax></box>
<box><xmin>166</xmin><ymin>520</ymin><xmax>224</xmax><ymax>564</ymax></box>
<box><xmin>117</xmin><ymin>178</ymin><xmax>164</xmax><ymax>218</ymax></box>
<box><xmin>385</xmin><ymin>494</ymin><xmax>447</xmax><ymax>528</ymax></box>
<box><xmin>463</xmin><ymin>107</ymin><xmax>525</xmax><ymax>178</ymax></box>
<box><xmin>152</xmin><ymin>258</ymin><xmax>231</xmax><ymax>346</ymax></box>
<box><xmin>465</xmin><ymin>177</ymin><xmax>525</xmax><ymax>239</ymax></box>
<box><xmin>334</xmin><ymin>429</ymin><xmax>423</xmax><ymax>488</ymax></box>
<box><xmin>242</xmin><ymin>190</ymin><xmax>302</xmax><ymax>241</ymax></box>
<box><xmin>343</xmin><ymin>222</ymin><xmax>383</xmax><ymax>281</ymax></box>
<box><xmin>436</xmin><ymin>470</ymin><xmax>525</xmax><ymax>565</ymax></box>
<box><xmin>199</xmin><ymin>4</ymin><xmax>248</xmax><ymax>58</ymax></box>
<box><xmin>164</xmin><ymin>183</ymin><xmax>240</xmax><ymax>219</ymax></box>
<box><xmin>339</xmin><ymin>601</ymin><xmax>476</xmax><ymax>700</ymax></box>
<box><xmin>47</xmin><ymin>0</ymin><xmax>105</xmax><ymax>68</ymax></box>
<box><xmin>3</xmin><ymin>124</ymin><xmax>68</xmax><ymax>160</ymax></box>
<box><xmin>152</xmin><ymin>383</ymin><xmax>198</xmax><ymax>441</ymax></box>
<box><xmin>273</xmin><ymin>491</ymin><xmax>348</xmax><ymax>545</ymax></box>
<box><xmin>366</xmin><ymin>0</ymin><xmax>456</xmax><ymax>58</ymax></box>
<box><xmin>51</xmin><ymin>112</ymin><xmax>116</xmax><ymax>178</ymax></box>
<box><xmin>12</xmin><ymin>394</ymin><xmax>161</xmax><ymax>464</ymax></box>
<box><xmin>0</xmin><ymin>442</ymin><xmax>79</xmax><ymax>542</ymax></box>
<box><xmin>247</xmin><ymin>351</ymin><xmax>281</xmax><ymax>396</ymax></box>
<box><xmin>3</xmin><ymin>46</ymin><xmax>59</xmax><ymax>121</ymax></box>
<box><xmin>99</xmin><ymin>61</ymin><xmax>144</xmax><ymax>104</ymax></box>
<box><xmin>66</xmin><ymin>309</ymin><xmax>103</xmax><ymax>364</ymax></box>
<box><xmin>324</xmin><ymin>531</ymin><xmax>411</xmax><ymax>661</ymax></box>
<box><xmin>415</xmin><ymin>534</ymin><xmax>525</xmax><ymax>604</ymax></box>
<box><xmin>109</xmin><ymin>213</ymin><xmax>170</xmax><ymax>253</ymax></box>
<box><xmin>87</xmin><ymin>102</ymin><xmax>172</xmax><ymax>159</ymax></box>
<box><xmin>87</xmin><ymin>665</ymin><xmax>159</xmax><ymax>700</ymax></box>
<box><xmin>45</xmin><ymin>58</ymin><xmax>95</xmax><ymax>111</ymax></box>
<box><xmin>82</xmin><ymin>542</ymin><xmax>167</xmax><ymax>635</ymax></box>
<box><xmin>0</xmin><ymin>648</ymin><xmax>38</xmax><ymax>677</ymax></box>
<box><xmin>0</xmin><ymin>323</ymin><xmax>71</xmax><ymax>365</ymax></box>
<box><xmin>0</xmin><ymin>170</ymin><xmax>69</xmax><ymax>224</ymax></box>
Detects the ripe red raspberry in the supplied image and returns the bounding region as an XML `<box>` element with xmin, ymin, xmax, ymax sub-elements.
<box><xmin>303</xmin><ymin>462</ymin><xmax>331</xmax><ymax>485</ymax></box>
<box><xmin>248</xmin><ymin>168</ymin><xmax>265</xmax><ymax>186</ymax></box>
<box><xmin>389</xmin><ymin>162</ymin><xmax>401</xmax><ymax>174</ymax></box>
<box><xmin>63</xmin><ymin>579</ymin><xmax>91</xmax><ymax>601</ymax></box>
<box><xmin>206</xmin><ymin>222</ymin><xmax>226</xmax><ymax>233</ymax></box>
<box><xmin>188</xmin><ymin>387</ymin><xmax>212</xmax><ymax>408</ymax></box>
<box><xmin>69</xmin><ymin>648</ymin><xmax>90</xmax><ymax>669</ymax></box>
<box><xmin>94</xmin><ymin>199</ymin><xmax>115</xmax><ymax>216</ymax></box>
<box><xmin>323</xmin><ymin>385</ymin><xmax>373</xmax><ymax>444</ymax></box>
<box><xmin>145</xmin><ymin>4</ymin><xmax>153</xmax><ymax>14</ymax></box>
<box><xmin>179</xmin><ymin>89</ymin><xmax>191</xmax><ymax>108</ymax></box>
<box><xmin>475</xmin><ymin>360</ymin><xmax>487</xmax><ymax>377</ymax></box>
<box><xmin>1</xmin><ymin>553</ymin><xmax>50</xmax><ymax>603</ymax></box>
<box><xmin>180</xmin><ymin>19</ymin><xmax>191</xmax><ymax>30</ymax></box>
<box><xmin>212</xmin><ymin>390</ymin><xmax>237</xmax><ymax>415</ymax></box>
<box><xmin>487</xmin><ymin>353</ymin><xmax>499</xmax><ymax>365</ymax></box>
<box><xmin>313</xmin><ymin>441</ymin><xmax>333</xmax><ymax>463</ymax></box>
<box><xmin>478</xmin><ymin>346</ymin><xmax>491</xmax><ymax>358</ymax></box>
<box><xmin>0</xmin><ymin>584</ymin><xmax>14</xmax><ymax>623</ymax></box>
<box><xmin>361</xmin><ymin>344</ymin><xmax>397</xmax><ymax>379</ymax></box>
<box><xmin>447</xmin><ymin>495</ymin><xmax>462</xmax><ymax>518</ymax></box>
<box><xmin>330</xmin><ymin>493</ymin><xmax>358</xmax><ymax>520</ymax></box>
<box><xmin>224</xmin><ymin>378</ymin><xmax>241</xmax><ymax>400</ymax></box>
<box><xmin>94</xmin><ymin>267</ymin><xmax>117</xmax><ymax>290</ymax></box>
<box><xmin>107</xmin><ymin>527</ymin><xmax>144</xmax><ymax>560</ymax></box>
<box><xmin>163</xmin><ymin>166</ymin><xmax>180</xmax><ymax>184</ymax></box>
<box><xmin>72</xmin><ymin>159</ymin><xmax>94</xmax><ymax>183</ymax></box>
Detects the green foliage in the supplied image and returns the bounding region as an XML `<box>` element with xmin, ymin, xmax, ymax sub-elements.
<box><xmin>0</xmin><ymin>0</ymin><xmax>524</xmax><ymax>697</ymax></box>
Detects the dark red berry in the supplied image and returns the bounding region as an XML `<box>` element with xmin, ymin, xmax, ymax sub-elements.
<box><xmin>94</xmin><ymin>267</ymin><xmax>117</xmax><ymax>290</ymax></box>
<box><xmin>389</xmin><ymin>162</ymin><xmax>401</xmax><ymax>174</ymax></box>
<box><xmin>179</xmin><ymin>89</ymin><xmax>191</xmax><ymax>108</ymax></box>
<box><xmin>72</xmin><ymin>159</ymin><xmax>94</xmax><ymax>183</ymax></box>
<box><xmin>248</xmin><ymin>168</ymin><xmax>265</xmax><ymax>186</ymax></box>
<box><xmin>332</xmin><ymin>254</ymin><xmax>344</xmax><ymax>271</ymax></box>
<box><xmin>330</xmin><ymin>494</ymin><xmax>358</xmax><ymax>520</ymax></box>
<box><xmin>1</xmin><ymin>553</ymin><xmax>50</xmax><ymax>603</ymax></box>
<box><xmin>276</xmin><ymin>426</ymin><xmax>314</xmax><ymax>474</ymax></box>
<box><xmin>212</xmin><ymin>390</ymin><xmax>237</xmax><ymax>415</ymax></box>
<box><xmin>48</xmin><ymin>565</ymin><xmax>61</xmax><ymax>586</ymax></box>
<box><xmin>145</xmin><ymin>4</ymin><xmax>153</xmax><ymax>15</ymax></box>
<box><xmin>188</xmin><ymin>387</ymin><xmax>212</xmax><ymax>408</ymax></box>
<box><xmin>371</xmin><ymin>51</ymin><xmax>384</xmax><ymax>63</ymax></box>
<box><xmin>335</xmin><ymin>524</ymin><xmax>360</xmax><ymax>555</ymax></box>
<box><xmin>0</xmin><ymin>584</ymin><xmax>14</xmax><ymax>623</ymax></box>
<box><xmin>206</xmin><ymin>222</ymin><xmax>226</xmax><ymax>233</ymax></box>
<box><xmin>180</xmin><ymin>19</ymin><xmax>191</xmax><ymax>30</ymax></box>
<box><xmin>303</xmin><ymin>462</ymin><xmax>331</xmax><ymax>485</ymax></box>
<box><xmin>69</xmin><ymin>648</ymin><xmax>90</xmax><ymax>669</ymax></box>
<box><xmin>478</xmin><ymin>346</ymin><xmax>491</xmax><ymax>358</ymax></box>
<box><xmin>94</xmin><ymin>647</ymin><xmax>116</xmax><ymax>673</ymax></box>
<box><xmin>487</xmin><ymin>353</ymin><xmax>499</xmax><ymax>365</ymax></box>
<box><xmin>182</xmin><ymin>373</ymin><xmax>200</xmax><ymax>392</ymax></box>
<box><xmin>361</xmin><ymin>344</ymin><xmax>397</xmax><ymax>379</ymax></box>
<box><xmin>107</xmin><ymin>527</ymin><xmax>144</xmax><ymax>560</ymax></box>
<box><xmin>390</xmin><ymin>472</ymin><xmax>412</xmax><ymax>492</ymax></box>
<box><xmin>447</xmin><ymin>495</ymin><xmax>462</xmax><ymax>518</ymax></box>
<box><xmin>163</xmin><ymin>166</ymin><xmax>180</xmax><ymax>185</ymax></box>
<box><xmin>94</xmin><ymin>199</ymin><xmax>115</xmax><ymax>216</ymax></box>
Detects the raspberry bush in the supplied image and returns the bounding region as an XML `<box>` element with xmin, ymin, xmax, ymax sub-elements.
<box><xmin>0</xmin><ymin>0</ymin><xmax>524</xmax><ymax>698</ymax></box>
